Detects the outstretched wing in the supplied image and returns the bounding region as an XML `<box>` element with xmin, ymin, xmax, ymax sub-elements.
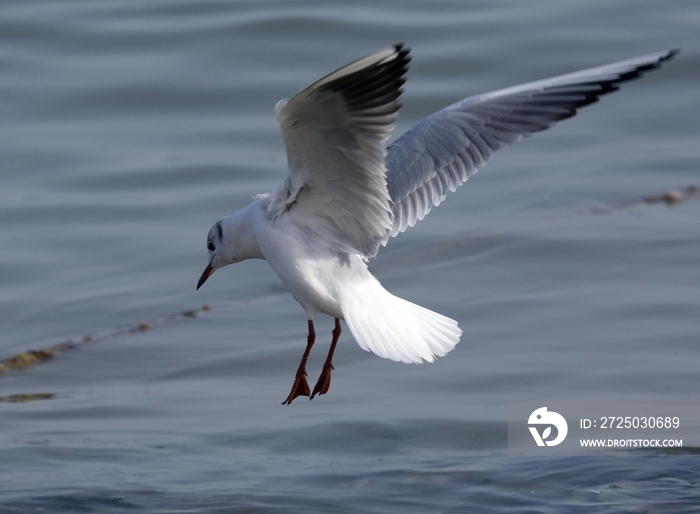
<box><xmin>269</xmin><ymin>44</ymin><xmax>411</xmax><ymax>257</ymax></box>
<box><xmin>385</xmin><ymin>49</ymin><xmax>679</xmax><ymax>238</ymax></box>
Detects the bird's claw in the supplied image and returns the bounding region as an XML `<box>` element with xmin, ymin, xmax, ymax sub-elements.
<box><xmin>282</xmin><ymin>372</ymin><xmax>310</xmax><ymax>405</ymax></box>
<box><xmin>310</xmin><ymin>363</ymin><xmax>334</xmax><ymax>400</ymax></box>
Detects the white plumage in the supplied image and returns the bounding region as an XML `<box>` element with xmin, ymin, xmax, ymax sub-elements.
<box><xmin>197</xmin><ymin>44</ymin><xmax>677</xmax><ymax>403</ymax></box>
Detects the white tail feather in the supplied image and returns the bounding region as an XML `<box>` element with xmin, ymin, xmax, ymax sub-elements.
<box><xmin>341</xmin><ymin>278</ymin><xmax>462</xmax><ymax>363</ymax></box>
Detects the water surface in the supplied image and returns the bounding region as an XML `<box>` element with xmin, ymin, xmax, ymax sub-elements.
<box><xmin>1</xmin><ymin>1</ymin><xmax>699</xmax><ymax>512</ymax></box>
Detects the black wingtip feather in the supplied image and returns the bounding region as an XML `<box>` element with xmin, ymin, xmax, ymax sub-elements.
<box><xmin>320</xmin><ymin>44</ymin><xmax>411</xmax><ymax>114</ymax></box>
<box><xmin>507</xmin><ymin>49</ymin><xmax>680</xmax><ymax>130</ymax></box>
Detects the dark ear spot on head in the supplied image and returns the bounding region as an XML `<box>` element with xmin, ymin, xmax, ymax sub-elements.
<box><xmin>215</xmin><ymin>221</ymin><xmax>223</xmax><ymax>241</ymax></box>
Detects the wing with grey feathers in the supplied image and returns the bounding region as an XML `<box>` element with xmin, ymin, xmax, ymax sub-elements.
<box><xmin>385</xmin><ymin>49</ymin><xmax>679</xmax><ymax>238</ymax></box>
<box><xmin>270</xmin><ymin>44</ymin><xmax>411</xmax><ymax>257</ymax></box>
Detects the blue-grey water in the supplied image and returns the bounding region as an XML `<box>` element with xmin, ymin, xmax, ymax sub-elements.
<box><xmin>1</xmin><ymin>1</ymin><xmax>699</xmax><ymax>512</ymax></box>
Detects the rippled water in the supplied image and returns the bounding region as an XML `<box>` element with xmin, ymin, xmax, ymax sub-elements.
<box><xmin>2</xmin><ymin>1</ymin><xmax>699</xmax><ymax>512</ymax></box>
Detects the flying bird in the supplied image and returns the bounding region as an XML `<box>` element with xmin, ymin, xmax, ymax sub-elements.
<box><xmin>197</xmin><ymin>44</ymin><xmax>678</xmax><ymax>404</ymax></box>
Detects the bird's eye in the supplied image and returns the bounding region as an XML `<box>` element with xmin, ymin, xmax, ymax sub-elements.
<box><xmin>207</xmin><ymin>242</ymin><xmax>215</xmax><ymax>251</ymax></box>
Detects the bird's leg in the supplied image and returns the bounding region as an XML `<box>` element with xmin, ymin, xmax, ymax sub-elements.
<box><xmin>311</xmin><ymin>318</ymin><xmax>341</xmax><ymax>400</ymax></box>
<box><xmin>282</xmin><ymin>320</ymin><xmax>315</xmax><ymax>405</ymax></box>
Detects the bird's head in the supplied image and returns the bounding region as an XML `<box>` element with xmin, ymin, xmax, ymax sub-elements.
<box><xmin>197</xmin><ymin>220</ymin><xmax>224</xmax><ymax>290</ymax></box>
<box><xmin>196</xmin><ymin>205</ymin><xmax>264</xmax><ymax>290</ymax></box>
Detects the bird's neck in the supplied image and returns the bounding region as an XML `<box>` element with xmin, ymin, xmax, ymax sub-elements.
<box><xmin>220</xmin><ymin>202</ymin><xmax>264</xmax><ymax>264</ymax></box>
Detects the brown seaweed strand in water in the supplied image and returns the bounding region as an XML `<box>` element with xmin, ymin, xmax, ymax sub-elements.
<box><xmin>0</xmin><ymin>305</ymin><xmax>212</xmax><ymax>375</ymax></box>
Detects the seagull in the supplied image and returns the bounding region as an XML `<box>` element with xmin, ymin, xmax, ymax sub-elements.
<box><xmin>197</xmin><ymin>44</ymin><xmax>678</xmax><ymax>404</ymax></box>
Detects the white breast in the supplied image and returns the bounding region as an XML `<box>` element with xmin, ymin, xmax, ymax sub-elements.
<box><xmin>252</xmin><ymin>202</ymin><xmax>367</xmax><ymax>319</ymax></box>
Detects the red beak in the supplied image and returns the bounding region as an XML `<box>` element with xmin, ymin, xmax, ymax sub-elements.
<box><xmin>197</xmin><ymin>263</ymin><xmax>215</xmax><ymax>290</ymax></box>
